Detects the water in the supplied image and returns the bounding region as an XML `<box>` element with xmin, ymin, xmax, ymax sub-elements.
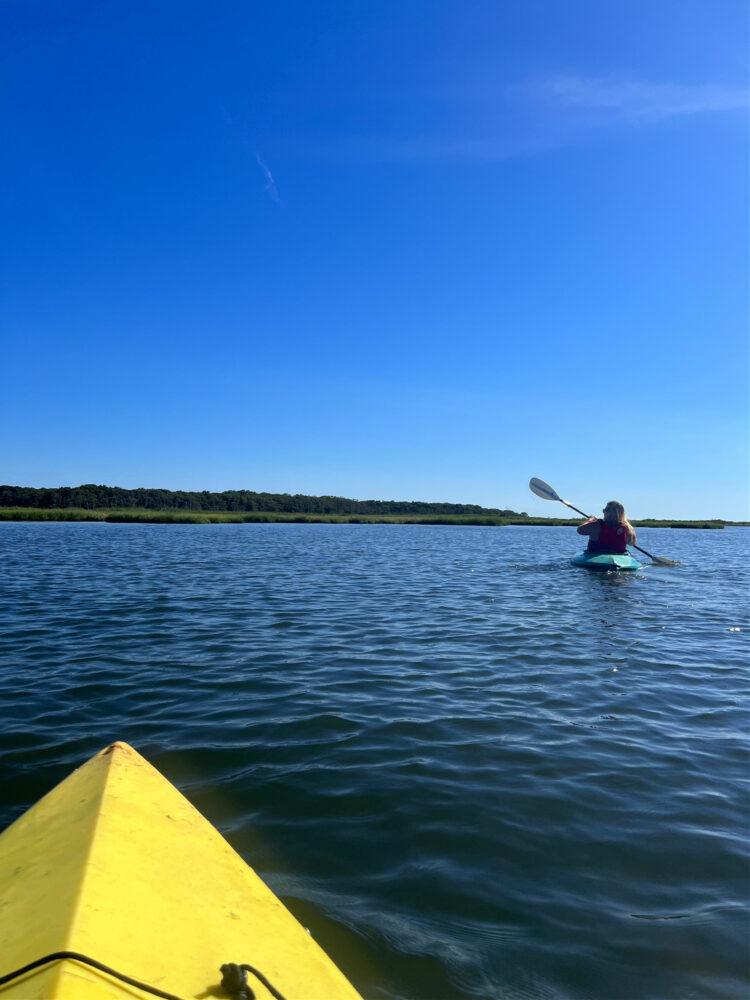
<box><xmin>1</xmin><ymin>522</ymin><xmax>748</xmax><ymax>999</ymax></box>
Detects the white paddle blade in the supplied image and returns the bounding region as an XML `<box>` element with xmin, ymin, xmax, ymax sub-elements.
<box><xmin>529</xmin><ymin>478</ymin><xmax>561</xmax><ymax>502</ymax></box>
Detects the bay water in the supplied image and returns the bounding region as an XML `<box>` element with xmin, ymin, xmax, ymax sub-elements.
<box><xmin>0</xmin><ymin>522</ymin><xmax>748</xmax><ymax>999</ymax></box>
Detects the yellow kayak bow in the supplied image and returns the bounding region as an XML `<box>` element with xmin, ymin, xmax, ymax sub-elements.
<box><xmin>0</xmin><ymin>742</ymin><xmax>362</xmax><ymax>1000</ymax></box>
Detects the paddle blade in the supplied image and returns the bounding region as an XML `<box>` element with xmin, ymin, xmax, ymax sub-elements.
<box><xmin>529</xmin><ymin>478</ymin><xmax>561</xmax><ymax>502</ymax></box>
<box><xmin>632</xmin><ymin>545</ymin><xmax>680</xmax><ymax>567</ymax></box>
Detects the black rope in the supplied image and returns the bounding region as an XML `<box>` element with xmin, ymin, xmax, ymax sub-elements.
<box><xmin>221</xmin><ymin>963</ymin><xmax>288</xmax><ymax>1000</ymax></box>
<box><xmin>0</xmin><ymin>952</ymin><xmax>183</xmax><ymax>999</ymax></box>
<box><xmin>0</xmin><ymin>952</ymin><xmax>288</xmax><ymax>1000</ymax></box>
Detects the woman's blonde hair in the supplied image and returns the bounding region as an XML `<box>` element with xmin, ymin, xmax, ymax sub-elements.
<box><xmin>603</xmin><ymin>501</ymin><xmax>626</xmax><ymax>525</ymax></box>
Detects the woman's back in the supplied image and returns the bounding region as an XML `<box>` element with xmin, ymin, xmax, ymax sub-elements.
<box><xmin>577</xmin><ymin>501</ymin><xmax>637</xmax><ymax>553</ymax></box>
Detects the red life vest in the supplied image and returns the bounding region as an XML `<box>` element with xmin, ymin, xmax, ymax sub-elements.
<box><xmin>587</xmin><ymin>520</ymin><xmax>628</xmax><ymax>554</ymax></box>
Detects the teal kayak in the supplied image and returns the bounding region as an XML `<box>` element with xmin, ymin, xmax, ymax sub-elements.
<box><xmin>572</xmin><ymin>551</ymin><xmax>642</xmax><ymax>571</ymax></box>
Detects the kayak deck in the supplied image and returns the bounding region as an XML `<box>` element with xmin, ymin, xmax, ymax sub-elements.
<box><xmin>0</xmin><ymin>742</ymin><xmax>362</xmax><ymax>1000</ymax></box>
<box><xmin>572</xmin><ymin>551</ymin><xmax>642</xmax><ymax>571</ymax></box>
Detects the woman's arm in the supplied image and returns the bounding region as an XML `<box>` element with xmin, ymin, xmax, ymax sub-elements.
<box><xmin>577</xmin><ymin>516</ymin><xmax>599</xmax><ymax>536</ymax></box>
<box><xmin>625</xmin><ymin>521</ymin><xmax>637</xmax><ymax>545</ymax></box>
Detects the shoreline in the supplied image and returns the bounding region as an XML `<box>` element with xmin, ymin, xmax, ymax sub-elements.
<box><xmin>0</xmin><ymin>508</ymin><xmax>742</xmax><ymax>528</ymax></box>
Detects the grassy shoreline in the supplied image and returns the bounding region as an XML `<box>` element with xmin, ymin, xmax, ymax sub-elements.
<box><xmin>0</xmin><ymin>508</ymin><xmax>742</xmax><ymax>528</ymax></box>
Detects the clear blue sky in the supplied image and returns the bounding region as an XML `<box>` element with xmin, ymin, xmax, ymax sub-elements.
<box><xmin>2</xmin><ymin>1</ymin><xmax>747</xmax><ymax>519</ymax></box>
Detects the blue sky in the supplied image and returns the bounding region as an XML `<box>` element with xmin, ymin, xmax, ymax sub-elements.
<box><xmin>2</xmin><ymin>1</ymin><xmax>747</xmax><ymax>519</ymax></box>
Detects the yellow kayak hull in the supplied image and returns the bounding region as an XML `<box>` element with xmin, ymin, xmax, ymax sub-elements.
<box><xmin>0</xmin><ymin>742</ymin><xmax>362</xmax><ymax>999</ymax></box>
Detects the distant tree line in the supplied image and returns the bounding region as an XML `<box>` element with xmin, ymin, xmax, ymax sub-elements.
<box><xmin>0</xmin><ymin>484</ymin><xmax>526</xmax><ymax>517</ymax></box>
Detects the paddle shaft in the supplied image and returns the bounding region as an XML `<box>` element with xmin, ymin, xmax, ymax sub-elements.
<box><xmin>561</xmin><ymin>500</ymin><xmax>589</xmax><ymax>519</ymax></box>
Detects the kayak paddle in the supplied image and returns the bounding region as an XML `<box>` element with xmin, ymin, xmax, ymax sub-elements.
<box><xmin>528</xmin><ymin>478</ymin><xmax>680</xmax><ymax>566</ymax></box>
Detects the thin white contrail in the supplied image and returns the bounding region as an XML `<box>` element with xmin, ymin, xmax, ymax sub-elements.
<box><xmin>255</xmin><ymin>153</ymin><xmax>280</xmax><ymax>202</ymax></box>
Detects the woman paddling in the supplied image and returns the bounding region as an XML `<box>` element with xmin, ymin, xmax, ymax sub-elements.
<box><xmin>577</xmin><ymin>501</ymin><xmax>637</xmax><ymax>554</ymax></box>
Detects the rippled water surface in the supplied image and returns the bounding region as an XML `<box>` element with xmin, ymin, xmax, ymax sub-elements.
<box><xmin>1</xmin><ymin>523</ymin><xmax>748</xmax><ymax>999</ymax></box>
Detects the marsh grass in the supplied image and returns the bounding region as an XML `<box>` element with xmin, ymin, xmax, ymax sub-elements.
<box><xmin>0</xmin><ymin>508</ymin><xmax>105</xmax><ymax>521</ymax></box>
<box><xmin>0</xmin><ymin>508</ymin><xmax>735</xmax><ymax>528</ymax></box>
